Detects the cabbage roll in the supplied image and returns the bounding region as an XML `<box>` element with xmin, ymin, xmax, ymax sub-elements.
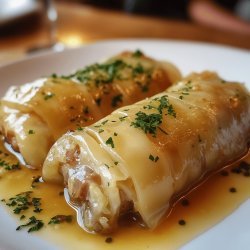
<box><xmin>0</xmin><ymin>51</ymin><xmax>181</xmax><ymax>168</ymax></box>
<box><xmin>43</xmin><ymin>71</ymin><xmax>250</xmax><ymax>234</ymax></box>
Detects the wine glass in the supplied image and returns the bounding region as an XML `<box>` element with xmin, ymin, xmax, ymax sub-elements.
<box><xmin>27</xmin><ymin>0</ymin><xmax>64</xmax><ymax>53</ymax></box>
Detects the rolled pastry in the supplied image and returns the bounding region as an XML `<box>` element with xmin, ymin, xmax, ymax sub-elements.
<box><xmin>43</xmin><ymin>71</ymin><xmax>250</xmax><ymax>233</ymax></box>
<box><xmin>0</xmin><ymin>51</ymin><xmax>181</xmax><ymax>168</ymax></box>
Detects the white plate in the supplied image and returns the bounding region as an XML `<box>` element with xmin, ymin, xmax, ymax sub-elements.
<box><xmin>0</xmin><ymin>39</ymin><xmax>250</xmax><ymax>250</ymax></box>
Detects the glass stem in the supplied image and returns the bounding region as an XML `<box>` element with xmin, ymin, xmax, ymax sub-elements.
<box><xmin>44</xmin><ymin>0</ymin><xmax>58</xmax><ymax>46</ymax></box>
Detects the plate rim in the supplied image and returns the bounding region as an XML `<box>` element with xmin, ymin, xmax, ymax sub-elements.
<box><xmin>1</xmin><ymin>38</ymin><xmax>249</xmax><ymax>70</ymax></box>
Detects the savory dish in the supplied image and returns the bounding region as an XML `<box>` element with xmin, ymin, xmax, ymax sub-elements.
<box><xmin>42</xmin><ymin>71</ymin><xmax>250</xmax><ymax>234</ymax></box>
<box><xmin>0</xmin><ymin>51</ymin><xmax>181</xmax><ymax>169</ymax></box>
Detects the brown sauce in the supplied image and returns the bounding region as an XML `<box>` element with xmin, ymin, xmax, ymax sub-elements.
<box><xmin>0</xmin><ymin>141</ymin><xmax>249</xmax><ymax>250</ymax></box>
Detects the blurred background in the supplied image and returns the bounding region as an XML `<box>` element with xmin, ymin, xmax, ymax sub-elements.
<box><xmin>0</xmin><ymin>0</ymin><xmax>250</xmax><ymax>65</ymax></box>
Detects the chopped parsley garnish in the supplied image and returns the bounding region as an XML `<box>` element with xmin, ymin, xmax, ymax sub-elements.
<box><xmin>76</xmin><ymin>127</ymin><xmax>84</xmax><ymax>131</ymax></box>
<box><xmin>140</xmin><ymin>83</ymin><xmax>150</xmax><ymax>92</ymax></box>
<box><xmin>44</xmin><ymin>92</ymin><xmax>55</xmax><ymax>100</ymax></box>
<box><xmin>111</xmin><ymin>94</ymin><xmax>123</xmax><ymax>107</ymax></box>
<box><xmin>102</xmin><ymin>120</ymin><xmax>109</xmax><ymax>125</ymax></box>
<box><xmin>61</xmin><ymin>60</ymin><xmax>128</xmax><ymax>85</ymax></box>
<box><xmin>144</xmin><ymin>96</ymin><xmax>176</xmax><ymax>117</ymax></box>
<box><xmin>131</xmin><ymin>112</ymin><xmax>162</xmax><ymax>137</ymax></box>
<box><xmin>180</xmin><ymin>81</ymin><xmax>193</xmax><ymax>94</ymax></box>
<box><xmin>133</xmin><ymin>63</ymin><xmax>144</xmax><ymax>76</ymax></box>
<box><xmin>105</xmin><ymin>164</ymin><xmax>110</xmax><ymax>169</ymax></box>
<box><xmin>16</xmin><ymin>216</ymin><xmax>44</xmax><ymax>233</ymax></box>
<box><xmin>149</xmin><ymin>154</ymin><xmax>159</xmax><ymax>162</ymax></box>
<box><xmin>231</xmin><ymin>161</ymin><xmax>250</xmax><ymax>177</ymax></box>
<box><xmin>105</xmin><ymin>237</ymin><xmax>113</xmax><ymax>243</ymax></box>
<box><xmin>53</xmin><ymin>56</ymin><xmax>152</xmax><ymax>95</ymax></box>
<box><xmin>48</xmin><ymin>215</ymin><xmax>73</xmax><ymax>224</ymax></box>
<box><xmin>3</xmin><ymin>191</ymin><xmax>42</xmax><ymax>215</ymax></box>
<box><xmin>20</xmin><ymin>215</ymin><xmax>26</xmax><ymax>220</ymax></box>
<box><xmin>119</xmin><ymin>116</ymin><xmax>127</xmax><ymax>121</ymax></box>
<box><xmin>131</xmin><ymin>95</ymin><xmax>176</xmax><ymax>136</ymax></box>
<box><xmin>154</xmin><ymin>95</ymin><xmax>176</xmax><ymax>117</ymax></box>
<box><xmin>106</xmin><ymin>137</ymin><xmax>115</xmax><ymax>148</ymax></box>
<box><xmin>229</xmin><ymin>187</ymin><xmax>237</xmax><ymax>193</ymax></box>
<box><xmin>32</xmin><ymin>198</ymin><xmax>42</xmax><ymax>213</ymax></box>
<box><xmin>28</xmin><ymin>129</ymin><xmax>35</xmax><ymax>135</ymax></box>
<box><xmin>0</xmin><ymin>158</ymin><xmax>20</xmax><ymax>171</ymax></box>
<box><xmin>132</xmin><ymin>50</ymin><xmax>143</xmax><ymax>57</ymax></box>
<box><xmin>31</xmin><ymin>176</ymin><xmax>41</xmax><ymax>188</ymax></box>
<box><xmin>178</xmin><ymin>219</ymin><xmax>186</xmax><ymax>226</ymax></box>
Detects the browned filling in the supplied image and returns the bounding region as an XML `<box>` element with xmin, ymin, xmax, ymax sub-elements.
<box><xmin>60</xmin><ymin>144</ymin><xmax>138</xmax><ymax>233</ymax></box>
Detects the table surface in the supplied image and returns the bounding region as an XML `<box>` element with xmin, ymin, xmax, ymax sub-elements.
<box><xmin>0</xmin><ymin>2</ymin><xmax>249</xmax><ymax>65</ymax></box>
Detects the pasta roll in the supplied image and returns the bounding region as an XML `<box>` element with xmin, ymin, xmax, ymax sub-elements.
<box><xmin>0</xmin><ymin>51</ymin><xmax>180</xmax><ymax>168</ymax></box>
<box><xmin>43</xmin><ymin>71</ymin><xmax>250</xmax><ymax>233</ymax></box>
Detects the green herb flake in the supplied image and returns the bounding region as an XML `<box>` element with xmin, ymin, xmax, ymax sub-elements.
<box><xmin>32</xmin><ymin>198</ymin><xmax>42</xmax><ymax>213</ymax></box>
<box><xmin>31</xmin><ymin>176</ymin><xmax>41</xmax><ymax>188</ymax></box>
<box><xmin>105</xmin><ymin>237</ymin><xmax>113</xmax><ymax>243</ymax></box>
<box><xmin>119</xmin><ymin>116</ymin><xmax>127</xmax><ymax>122</ymax></box>
<box><xmin>28</xmin><ymin>129</ymin><xmax>35</xmax><ymax>135</ymax></box>
<box><xmin>133</xmin><ymin>63</ymin><xmax>144</xmax><ymax>76</ymax></box>
<box><xmin>180</xmin><ymin>81</ymin><xmax>193</xmax><ymax>94</ymax></box>
<box><xmin>3</xmin><ymin>191</ymin><xmax>42</xmax><ymax>215</ymax></box>
<box><xmin>104</xmin><ymin>164</ymin><xmax>110</xmax><ymax>169</ymax></box>
<box><xmin>16</xmin><ymin>216</ymin><xmax>44</xmax><ymax>233</ymax></box>
<box><xmin>149</xmin><ymin>154</ymin><xmax>154</xmax><ymax>161</ymax></box>
<box><xmin>149</xmin><ymin>154</ymin><xmax>159</xmax><ymax>162</ymax></box>
<box><xmin>0</xmin><ymin>159</ymin><xmax>20</xmax><ymax>171</ymax></box>
<box><xmin>156</xmin><ymin>95</ymin><xmax>176</xmax><ymax>117</ymax></box>
<box><xmin>76</xmin><ymin>127</ymin><xmax>84</xmax><ymax>131</ymax></box>
<box><xmin>131</xmin><ymin>112</ymin><xmax>162</xmax><ymax>137</ymax></box>
<box><xmin>101</xmin><ymin>120</ymin><xmax>109</xmax><ymax>125</ymax></box>
<box><xmin>20</xmin><ymin>215</ymin><xmax>26</xmax><ymax>220</ymax></box>
<box><xmin>62</xmin><ymin>59</ymin><xmax>128</xmax><ymax>85</ymax></box>
<box><xmin>132</xmin><ymin>50</ymin><xmax>143</xmax><ymax>57</ymax></box>
<box><xmin>106</xmin><ymin>137</ymin><xmax>115</xmax><ymax>148</ymax></box>
<box><xmin>48</xmin><ymin>215</ymin><xmax>72</xmax><ymax>225</ymax></box>
<box><xmin>44</xmin><ymin>93</ymin><xmax>55</xmax><ymax>100</ymax></box>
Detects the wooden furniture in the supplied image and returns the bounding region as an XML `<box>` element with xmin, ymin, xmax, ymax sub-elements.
<box><xmin>0</xmin><ymin>2</ymin><xmax>249</xmax><ymax>65</ymax></box>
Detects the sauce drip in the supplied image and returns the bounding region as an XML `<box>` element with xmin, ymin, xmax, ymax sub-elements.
<box><xmin>0</xmin><ymin>141</ymin><xmax>249</xmax><ymax>250</ymax></box>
